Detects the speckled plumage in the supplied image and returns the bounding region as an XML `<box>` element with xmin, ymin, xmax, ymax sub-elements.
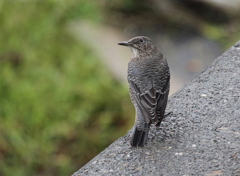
<box><xmin>118</xmin><ymin>36</ymin><xmax>170</xmax><ymax>147</ymax></box>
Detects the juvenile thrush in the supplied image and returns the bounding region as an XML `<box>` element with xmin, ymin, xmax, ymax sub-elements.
<box><xmin>118</xmin><ymin>36</ymin><xmax>170</xmax><ymax>147</ymax></box>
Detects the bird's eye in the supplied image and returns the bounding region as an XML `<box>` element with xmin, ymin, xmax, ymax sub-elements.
<box><xmin>139</xmin><ymin>39</ymin><xmax>144</xmax><ymax>43</ymax></box>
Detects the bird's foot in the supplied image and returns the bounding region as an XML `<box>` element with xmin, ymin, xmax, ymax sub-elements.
<box><xmin>165</xmin><ymin>111</ymin><xmax>173</xmax><ymax>117</ymax></box>
<box><xmin>155</xmin><ymin>111</ymin><xmax>173</xmax><ymax>128</ymax></box>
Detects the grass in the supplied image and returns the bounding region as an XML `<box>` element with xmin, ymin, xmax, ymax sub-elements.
<box><xmin>0</xmin><ymin>1</ymin><xmax>133</xmax><ymax>175</ymax></box>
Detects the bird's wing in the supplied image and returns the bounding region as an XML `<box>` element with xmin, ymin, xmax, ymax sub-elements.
<box><xmin>156</xmin><ymin>76</ymin><xmax>170</xmax><ymax>123</ymax></box>
<box><xmin>129</xmin><ymin>70</ymin><xmax>170</xmax><ymax>125</ymax></box>
<box><xmin>129</xmin><ymin>80</ymin><xmax>159</xmax><ymax>124</ymax></box>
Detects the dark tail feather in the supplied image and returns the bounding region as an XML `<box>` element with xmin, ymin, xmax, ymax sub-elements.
<box><xmin>130</xmin><ymin>123</ymin><xmax>150</xmax><ymax>147</ymax></box>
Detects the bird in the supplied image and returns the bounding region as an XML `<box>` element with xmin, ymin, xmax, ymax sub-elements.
<box><xmin>118</xmin><ymin>36</ymin><xmax>170</xmax><ymax>147</ymax></box>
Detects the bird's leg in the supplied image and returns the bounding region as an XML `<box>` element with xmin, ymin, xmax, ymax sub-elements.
<box><xmin>155</xmin><ymin>111</ymin><xmax>173</xmax><ymax>127</ymax></box>
<box><xmin>165</xmin><ymin>111</ymin><xmax>173</xmax><ymax>117</ymax></box>
<box><xmin>155</xmin><ymin>120</ymin><xmax>162</xmax><ymax>128</ymax></box>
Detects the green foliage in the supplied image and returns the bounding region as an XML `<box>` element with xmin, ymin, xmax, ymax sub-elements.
<box><xmin>0</xmin><ymin>1</ymin><xmax>133</xmax><ymax>175</ymax></box>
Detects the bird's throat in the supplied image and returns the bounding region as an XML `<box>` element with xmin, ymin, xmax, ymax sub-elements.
<box><xmin>131</xmin><ymin>47</ymin><xmax>138</xmax><ymax>58</ymax></box>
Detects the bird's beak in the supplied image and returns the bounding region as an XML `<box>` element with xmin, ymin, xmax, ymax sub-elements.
<box><xmin>118</xmin><ymin>41</ymin><xmax>131</xmax><ymax>46</ymax></box>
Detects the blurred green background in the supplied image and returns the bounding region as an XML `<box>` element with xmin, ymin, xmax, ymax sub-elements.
<box><xmin>1</xmin><ymin>0</ymin><xmax>240</xmax><ymax>175</ymax></box>
<box><xmin>0</xmin><ymin>1</ymin><xmax>133</xmax><ymax>176</ymax></box>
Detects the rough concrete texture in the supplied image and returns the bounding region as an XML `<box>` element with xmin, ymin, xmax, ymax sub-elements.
<box><xmin>73</xmin><ymin>42</ymin><xmax>240</xmax><ymax>176</ymax></box>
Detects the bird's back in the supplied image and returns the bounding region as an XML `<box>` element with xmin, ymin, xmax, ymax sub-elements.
<box><xmin>128</xmin><ymin>53</ymin><xmax>169</xmax><ymax>94</ymax></box>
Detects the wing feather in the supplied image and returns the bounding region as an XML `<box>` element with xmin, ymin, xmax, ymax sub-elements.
<box><xmin>128</xmin><ymin>57</ymin><xmax>170</xmax><ymax>125</ymax></box>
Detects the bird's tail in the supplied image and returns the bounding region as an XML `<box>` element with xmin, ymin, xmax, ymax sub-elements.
<box><xmin>130</xmin><ymin>122</ymin><xmax>150</xmax><ymax>147</ymax></box>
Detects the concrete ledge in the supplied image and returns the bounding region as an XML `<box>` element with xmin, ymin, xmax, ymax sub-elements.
<box><xmin>73</xmin><ymin>42</ymin><xmax>240</xmax><ymax>176</ymax></box>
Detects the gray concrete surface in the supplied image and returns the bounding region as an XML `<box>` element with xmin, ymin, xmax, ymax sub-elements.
<box><xmin>73</xmin><ymin>42</ymin><xmax>240</xmax><ymax>176</ymax></box>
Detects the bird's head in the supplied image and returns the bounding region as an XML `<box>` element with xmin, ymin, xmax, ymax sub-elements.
<box><xmin>118</xmin><ymin>36</ymin><xmax>158</xmax><ymax>58</ymax></box>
